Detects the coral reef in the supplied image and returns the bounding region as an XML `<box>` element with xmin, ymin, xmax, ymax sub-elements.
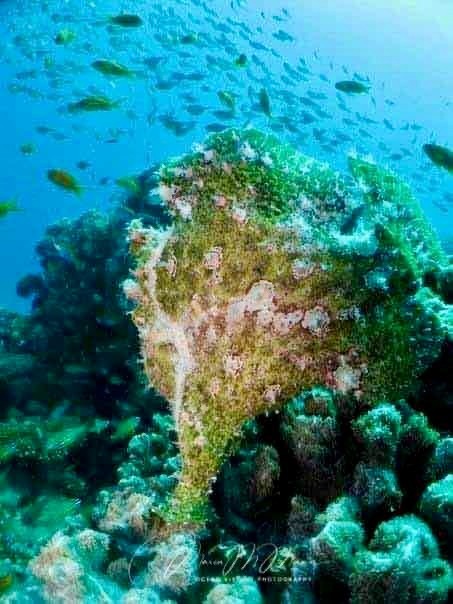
<box><xmin>0</xmin><ymin>172</ymin><xmax>172</xmax><ymax>597</ymax></box>
<box><xmin>350</xmin><ymin>515</ymin><xmax>451</xmax><ymax>604</ymax></box>
<box><xmin>204</xmin><ymin>576</ymin><xmax>263</xmax><ymax>603</ymax></box>
<box><xmin>0</xmin><ymin>130</ymin><xmax>451</xmax><ymax>603</ymax></box>
<box><xmin>126</xmin><ymin>128</ymin><xmax>451</xmax><ymax>524</ymax></box>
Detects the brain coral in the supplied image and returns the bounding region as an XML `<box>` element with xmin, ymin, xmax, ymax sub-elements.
<box><xmin>125</xmin><ymin>128</ymin><xmax>451</xmax><ymax>526</ymax></box>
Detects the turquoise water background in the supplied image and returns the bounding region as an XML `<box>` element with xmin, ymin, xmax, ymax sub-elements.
<box><xmin>0</xmin><ymin>0</ymin><xmax>451</xmax><ymax>312</ymax></box>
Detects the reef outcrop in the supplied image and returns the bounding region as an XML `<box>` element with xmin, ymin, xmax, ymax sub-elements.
<box><xmin>1</xmin><ymin>130</ymin><xmax>451</xmax><ymax>603</ymax></box>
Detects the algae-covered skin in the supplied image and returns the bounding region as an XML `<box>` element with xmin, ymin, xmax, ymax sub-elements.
<box><xmin>126</xmin><ymin>128</ymin><xmax>451</xmax><ymax>526</ymax></box>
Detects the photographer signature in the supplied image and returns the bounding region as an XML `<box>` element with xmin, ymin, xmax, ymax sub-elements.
<box><xmin>156</xmin><ymin>542</ymin><xmax>294</xmax><ymax>582</ymax></box>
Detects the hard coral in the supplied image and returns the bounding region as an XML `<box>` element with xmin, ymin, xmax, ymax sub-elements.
<box><xmin>350</xmin><ymin>515</ymin><xmax>453</xmax><ymax>604</ymax></box>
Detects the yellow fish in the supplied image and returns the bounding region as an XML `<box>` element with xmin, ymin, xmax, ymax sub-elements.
<box><xmin>0</xmin><ymin>573</ymin><xmax>13</xmax><ymax>592</ymax></box>
<box><xmin>116</xmin><ymin>176</ymin><xmax>141</xmax><ymax>194</ymax></box>
<box><xmin>0</xmin><ymin>199</ymin><xmax>21</xmax><ymax>219</ymax></box>
<box><xmin>20</xmin><ymin>142</ymin><xmax>36</xmax><ymax>155</ymax></box>
<box><xmin>47</xmin><ymin>169</ymin><xmax>82</xmax><ymax>195</ymax></box>
<box><xmin>67</xmin><ymin>95</ymin><xmax>120</xmax><ymax>113</ymax></box>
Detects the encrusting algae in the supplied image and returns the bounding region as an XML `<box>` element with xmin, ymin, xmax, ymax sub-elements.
<box><xmin>125</xmin><ymin>128</ymin><xmax>452</xmax><ymax>528</ymax></box>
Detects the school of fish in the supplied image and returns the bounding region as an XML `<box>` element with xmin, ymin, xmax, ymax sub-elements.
<box><xmin>0</xmin><ymin>0</ymin><xmax>451</xmax><ymax>218</ymax></box>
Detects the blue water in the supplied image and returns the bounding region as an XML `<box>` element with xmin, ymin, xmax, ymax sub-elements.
<box><xmin>0</xmin><ymin>0</ymin><xmax>452</xmax><ymax>312</ymax></box>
